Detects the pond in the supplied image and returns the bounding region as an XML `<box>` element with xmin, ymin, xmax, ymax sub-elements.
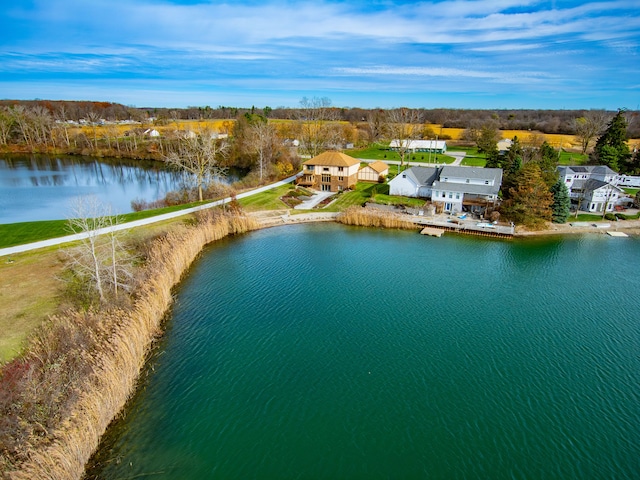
<box><xmin>86</xmin><ymin>224</ymin><xmax>640</xmax><ymax>479</ymax></box>
<box><xmin>0</xmin><ymin>155</ymin><xmax>236</xmax><ymax>224</ymax></box>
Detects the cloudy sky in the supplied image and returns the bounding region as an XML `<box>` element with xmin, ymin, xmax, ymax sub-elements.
<box><xmin>1</xmin><ymin>0</ymin><xmax>638</xmax><ymax>110</ymax></box>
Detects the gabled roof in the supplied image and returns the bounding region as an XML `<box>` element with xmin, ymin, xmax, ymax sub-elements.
<box><xmin>303</xmin><ymin>150</ymin><xmax>360</xmax><ymax>167</ymax></box>
<box><xmin>439</xmin><ymin>166</ymin><xmax>503</xmax><ymax>183</ymax></box>
<box><xmin>583</xmin><ymin>178</ymin><xmax>623</xmax><ymax>192</ymax></box>
<box><xmin>560</xmin><ymin>165</ymin><xmax>619</xmax><ymax>176</ymax></box>
<box><xmin>366</xmin><ymin>161</ymin><xmax>389</xmax><ymax>174</ymax></box>
<box><xmin>403</xmin><ymin>166</ymin><xmax>439</xmax><ymax>187</ymax></box>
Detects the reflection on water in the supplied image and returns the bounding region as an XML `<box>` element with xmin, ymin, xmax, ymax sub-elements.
<box><xmin>0</xmin><ymin>155</ymin><xmax>235</xmax><ymax>223</ymax></box>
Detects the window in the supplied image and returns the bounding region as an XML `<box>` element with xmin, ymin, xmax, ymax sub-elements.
<box><xmin>455</xmin><ymin>193</ymin><xmax>460</xmax><ymax>199</ymax></box>
<box><xmin>322</xmin><ymin>174</ymin><xmax>331</xmax><ymax>182</ymax></box>
<box><xmin>448</xmin><ymin>192</ymin><xmax>453</xmax><ymax>199</ymax></box>
<box><xmin>402</xmin><ymin>174</ymin><xmax>406</xmax><ymax>178</ymax></box>
<box><xmin>338</xmin><ymin>167</ymin><xmax>344</xmax><ymax>172</ymax></box>
<box><xmin>338</xmin><ymin>176</ymin><xmax>344</xmax><ymax>181</ymax></box>
<box><xmin>323</xmin><ymin>167</ymin><xmax>329</xmax><ymax>172</ymax></box>
<box><xmin>485</xmin><ymin>180</ymin><xmax>489</xmax><ymax>185</ymax></box>
<box><xmin>466</xmin><ymin>179</ymin><xmax>470</xmax><ymax>183</ymax></box>
<box><xmin>441</xmin><ymin>192</ymin><xmax>446</xmax><ymax>198</ymax></box>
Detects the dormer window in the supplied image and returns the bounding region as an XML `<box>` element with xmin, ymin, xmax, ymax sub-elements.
<box><xmin>466</xmin><ymin>179</ymin><xmax>469</xmax><ymax>183</ymax></box>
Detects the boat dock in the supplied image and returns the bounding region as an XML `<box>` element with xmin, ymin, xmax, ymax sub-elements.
<box><xmin>410</xmin><ymin>215</ymin><xmax>515</xmax><ymax>239</ymax></box>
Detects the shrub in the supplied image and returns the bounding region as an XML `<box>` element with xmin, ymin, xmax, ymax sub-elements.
<box><xmin>604</xmin><ymin>213</ymin><xmax>617</xmax><ymax>221</ymax></box>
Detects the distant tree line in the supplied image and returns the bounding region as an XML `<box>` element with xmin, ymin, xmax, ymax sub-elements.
<box><xmin>2</xmin><ymin>99</ymin><xmax>639</xmax><ymax>137</ymax></box>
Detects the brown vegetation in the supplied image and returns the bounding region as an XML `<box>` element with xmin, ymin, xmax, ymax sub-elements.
<box><xmin>0</xmin><ymin>212</ymin><xmax>258</xmax><ymax>479</ymax></box>
<box><xmin>337</xmin><ymin>206</ymin><xmax>420</xmax><ymax>230</ymax></box>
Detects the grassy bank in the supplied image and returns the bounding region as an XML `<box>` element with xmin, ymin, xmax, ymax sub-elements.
<box><xmin>0</xmin><ymin>212</ymin><xmax>258</xmax><ymax>479</ymax></box>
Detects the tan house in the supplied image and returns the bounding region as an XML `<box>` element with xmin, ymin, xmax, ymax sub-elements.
<box><xmin>298</xmin><ymin>151</ymin><xmax>360</xmax><ymax>192</ymax></box>
<box><xmin>358</xmin><ymin>161</ymin><xmax>389</xmax><ymax>182</ymax></box>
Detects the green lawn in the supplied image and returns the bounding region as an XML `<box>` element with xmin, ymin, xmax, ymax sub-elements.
<box><xmin>622</xmin><ymin>187</ymin><xmax>639</xmax><ymax>196</ymax></box>
<box><xmin>558</xmin><ymin>150</ymin><xmax>588</xmax><ymax>165</ymax></box>
<box><xmin>346</xmin><ymin>144</ymin><xmax>455</xmax><ymax>165</ymax></box>
<box><xmin>0</xmin><ymin>200</ymin><xmax>213</xmax><ymax>249</ymax></box>
<box><xmin>238</xmin><ymin>184</ymin><xmax>291</xmax><ymax>211</ymax></box>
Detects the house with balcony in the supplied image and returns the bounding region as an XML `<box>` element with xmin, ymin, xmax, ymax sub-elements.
<box><xmin>557</xmin><ymin>165</ymin><xmax>626</xmax><ymax>212</ymax></box>
<box><xmin>388</xmin><ymin>165</ymin><xmax>502</xmax><ymax>214</ymax></box>
<box><xmin>298</xmin><ymin>151</ymin><xmax>360</xmax><ymax>192</ymax></box>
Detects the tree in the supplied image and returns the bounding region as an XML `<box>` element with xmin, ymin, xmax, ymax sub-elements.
<box><xmin>591</xmin><ymin>109</ymin><xmax>630</xmax><ymax>172</ymax></box>
<box><xmin>295</xmin><ymin>96</ymin><xmax>339</xmax><ymax>157</ymax></box>
<box><xmin>550</xmin><ymin>177</ymin><xmax>571</xmax><ymax>223</ymax></box>
<box><xmin>65</xmin><ymin>196</ymin><xmax>132</xmax><ymax>304</ymax></box>
<box><xmin>249</xmin><ymin>119</ymin><xmax>279</xmax><ymax>181</ymax></box>
<box><xmin>573</xmin><ymin>110</ymin><xmax>608</xmax><ymax>154</ymax></box>
<box><xmin>164</xmin><ymin>131</ymin><xmax>228</xmax><ymax>201</ymax></box>
<box><xmin>500</xmin><ymin>163</ymin><xmax>553</xmax><ymax>229</ymax></box>
<box><xmin>386</xmin><ymin>107</ymin><xmax>421</xmax><ymax>171</ymax></box>
<box><xmin>476</xmin><ymin>123</ymin><xmax>501</xmax><ymax>154</ymax></box>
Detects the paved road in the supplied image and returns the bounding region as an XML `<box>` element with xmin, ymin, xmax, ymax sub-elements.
<box><xmin>0</xmin><ymin>173</ymin><xmax>301</xmax><ymax>257</ymax></box>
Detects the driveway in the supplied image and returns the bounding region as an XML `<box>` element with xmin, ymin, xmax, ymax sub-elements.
<box><xmin>294</xmin><ymin>190</ymin><xmax>334</xmax><ymax>210</ymax></box>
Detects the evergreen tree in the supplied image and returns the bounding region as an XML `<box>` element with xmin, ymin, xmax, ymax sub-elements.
<box><xmin>550</xmin><ymin>177</ymin><xmax>571</xmax><ymax>223</ymax></box>
<box><xmin>500</xmin><ymin>163</ymin><xmax>552</xmax><ymax>229</ymax></box>
<box><xmin>591</xmin><ymin>110</ymin><xmax>630</xmax><ymax>172</ymax></box>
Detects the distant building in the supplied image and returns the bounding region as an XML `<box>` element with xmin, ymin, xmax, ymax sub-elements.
<box><xmin>389</xmin><ymin>139</ymin><xmax>447</xmax><ymax>154</ymax></box>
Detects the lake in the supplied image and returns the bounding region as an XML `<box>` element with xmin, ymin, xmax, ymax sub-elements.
<box><xmin>0</xmin><ymin>155</ymin><xmax>208</xmax><ymax>224</ymax></box>
<box><xmin>86</xmin><ymin>224</ymin><xmax>640</xmax><ymax>479</ymax></box>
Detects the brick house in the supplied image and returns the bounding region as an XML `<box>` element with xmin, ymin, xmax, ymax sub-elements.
<box><xmin>298</xmin><ymin>151</ymin><xmax>360</xmax><ymax>192</ymax></box>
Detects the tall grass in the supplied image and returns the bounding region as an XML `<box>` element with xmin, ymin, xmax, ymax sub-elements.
<box><xmin>0</xmin><ymin>212</ymin><xmax>258</xmax><ymax>480</ymax></box>
<box><xmin>337</xmin><ymin>206</ymin><xmax>420</xmax><ymax>230</ymax></box>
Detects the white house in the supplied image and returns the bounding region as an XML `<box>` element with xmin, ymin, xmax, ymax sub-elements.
<box><xmin>389</xmin><ymin>139</ymin><xmax>447</xmax><ymax>154</ymax></box>
<box><xmin>558</xmin><ymin>165</ymin><xmax>633</xmax><ymax>210</ymax></box>
<box><xmin>388</xmin><ymin>165</ymin><xmax>502</xmax><ymax>214</ymax></box>
<box><xmin>144</xmin><ymin>128</ymin><xmax>160</xmax><ymax>137</ymax></box>
<box><xmin>388</xmin><ymin>166</ymin><xmax>439</xmax><ymax>198</ymax></box>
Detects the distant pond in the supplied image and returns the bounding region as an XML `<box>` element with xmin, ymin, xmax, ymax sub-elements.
<box><xmin>0</xmin><ymin>155</ymin><xmax>240</xmax><ymax>224</ymax></box>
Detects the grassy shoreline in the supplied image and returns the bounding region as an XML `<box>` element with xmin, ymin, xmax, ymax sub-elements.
<box><xmin>0</xmin><ymin>213</ymin><xmax>258</xmax><ymax>479</ymax></box>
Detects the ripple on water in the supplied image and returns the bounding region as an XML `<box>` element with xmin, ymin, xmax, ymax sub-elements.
<box><xmin>88</xmin><ymin>225</ymin><xmax>640</xmax><ymax>480</ymax></box>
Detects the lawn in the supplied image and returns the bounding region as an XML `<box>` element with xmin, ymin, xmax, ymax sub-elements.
<box><xmin>0</xmin><ymin>200</ymin><xmax>214</xmax><ymax>249</ymax></box>
<box><xmin>238</xmin><ymin>184</ymin><xmax>291</xmax><ymax>211</ymax></box>
<box><xmin>346</xmin><ymin>144</ymin><xmax>455</xmax><ymax>165</ymax></box>
<box><xmin>622</xmin><ymin>187</ymin><xmax>639</xmax><ymax>196</ymax></box>
<box><xmin>558</xmin><ymin>150</ymin><xmax>588</xmax><ymax>165</ymax></box>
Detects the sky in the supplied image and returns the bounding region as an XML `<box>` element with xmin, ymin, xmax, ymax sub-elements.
<box><xmin>1</xmin><ymin>0</ymin><xmax>638</xmax><ymax>110</ymax></box>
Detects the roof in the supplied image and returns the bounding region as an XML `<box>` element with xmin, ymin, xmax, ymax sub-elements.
<box><xmin>583</xmin><ymin>178</ymin><xmax>623</xmax><ymax>192</ymax></box>
<box><xmin>432</xmin><ymin>180</ymin><xmax>500</xmax><ymax>196</ymax></box>
<box><xmin>303</xmin><ymin>150</ymin><xmax>360</xmax><ymax>167</ymax></box>
<box><xmin>560</xmin><ymin>165</ymin><xmax>619</xmax><ymax>176</ymax></box>
<box><xmin>439</xmin><ymin>166</ymin><xmax>503</xmax><ymax>183</ymax></box>
<box><xmin>389</xmin><ymin>139</ymin><xmax>447</xmax><ymax>149</ymax></box>
<box><xmin>403</xmin><ymin>166</ymin><xmax>439</xmax><ymax>187</ymax></box>
<box><xmin>366</xmin><ymin>161</ymin><xmax>389</xmax><ymax>174</ymax></box>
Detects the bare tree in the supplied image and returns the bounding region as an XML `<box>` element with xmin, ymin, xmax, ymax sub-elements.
<box><xmin>295</xmin><ymin>96</ymin><xmax>339</xmax><ymax>157</ymax></box>
<box><xmin>164</xmin><ymin>130</ymin><xmax>229</xmax><ymax>201</ymax></box>
<box><xmin>573</xmin><ymin>110</ymin><xmax>609</xmax><ymax>154</ymax></box>
<box><xmin>386</xmin><ymin>108</ymin><xmax>421</xmax><ymax>170</ymax></box>
<box><xmin>65</xmin><ymin>196</ymin><xmax>132</xmax><ymax>303</ymax></box>
<box><xmin>249</xmin><ymin>120</ymin><xmax>278</xmax><ymax>181</ymax></box>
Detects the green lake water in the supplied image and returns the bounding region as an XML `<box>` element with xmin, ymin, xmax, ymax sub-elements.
<box><xmin>86</xmin><ymin>224</ymin><xmax>640</xmax><ymax>479</ymax></box>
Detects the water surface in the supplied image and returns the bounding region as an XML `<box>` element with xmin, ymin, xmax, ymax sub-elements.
<box><xmin>87</xmin><ymin>225</ymin><xmax>640</xmax><ymax>479</ymax></box>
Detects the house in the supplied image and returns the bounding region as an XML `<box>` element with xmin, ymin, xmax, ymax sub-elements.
<box><xmin>358</xmin><ymin>161</ymin><xmax>389</xmax><ymax>182</ymax></box>
<box><xmin>388</xmin><ymin>166</ymin><xmax>439</xmax><ymax>198</ymax></box>
<box><xmin>144</xmin><ymin>128</ymin><xmax>160</xmax><ymax>137</ymax></box>
<box><xmin>570</xmin><ymin>179</ymin><xmax>623</xmax><ymax>213</ymax></box>
<box><xmin>298</xmin><ymin>151</ymin><xmax>360</xmax><ymax>192</ymax></box>
<box><xmin>389</xmin><ymin>139</ymin><xmax>447</xmax><ymax>154</ymax></box>
<box><xmin>557</xmin><ymin>165</ymin><xmax>629</xmax><ymax>211</ymax></box>
<box><xmin>388</xmin><ymin>165</ymin><xmax>502</xmax><ymax>214</ymax></box>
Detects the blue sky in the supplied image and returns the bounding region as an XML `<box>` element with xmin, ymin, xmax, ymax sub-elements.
<box><xmin>1</xmin><ymin>0</ymin><xmax>638</xmax><ymax>110</ymax></box>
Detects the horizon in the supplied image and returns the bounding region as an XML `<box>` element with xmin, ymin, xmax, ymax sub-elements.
<box><xmin>1</xmin><ymin>1</ymin><xmax>639</xmax><ymax>111</ymax></box>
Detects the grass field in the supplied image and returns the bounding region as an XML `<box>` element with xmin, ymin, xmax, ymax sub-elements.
<box><xmin>0</xmin><ymin>200</ymin><xmax>214</xmax><ymax>249</ymax></box>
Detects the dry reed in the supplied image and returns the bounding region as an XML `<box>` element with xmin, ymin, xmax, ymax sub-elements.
<box><xmin>1</xmin><ymin>213</ymin><xmax>258</xmax><ymax>480</ymax></box>
<box><xmin>337</xmin><ymin>206</ymin><xmax>420</xmax><ymax>230</ymax></box>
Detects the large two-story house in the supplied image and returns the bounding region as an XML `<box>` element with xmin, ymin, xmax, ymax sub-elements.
<box><xmin>388</xmin><ymin>165</ymin><xmax>502</xmax><ymax>214</ymax></box>
<box><xmin>298</xmin><ymin>151</ymin><xmax>360</xmax><ymax>192</ymax></box>
<box><xmin>557</xmin><ymin>165</ymin><xmax>624</xmax><ymax>213</ymax></box>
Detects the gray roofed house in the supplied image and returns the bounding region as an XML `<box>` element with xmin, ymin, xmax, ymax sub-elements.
<box><xmin>558</xmin><ymin>165</ymin><xmax>629</xmax><ymax>213</ymax></box>
<box><xmin>388</xmin><ymin>165</ymin><xmax>503</xmax><ymax>214</ymax></box>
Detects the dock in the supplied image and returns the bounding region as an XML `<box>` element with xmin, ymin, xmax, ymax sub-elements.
<box><xmin>420</xmin><ymin>227</ymin><xmax>445</xmax><ymax>237</ymax></box>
